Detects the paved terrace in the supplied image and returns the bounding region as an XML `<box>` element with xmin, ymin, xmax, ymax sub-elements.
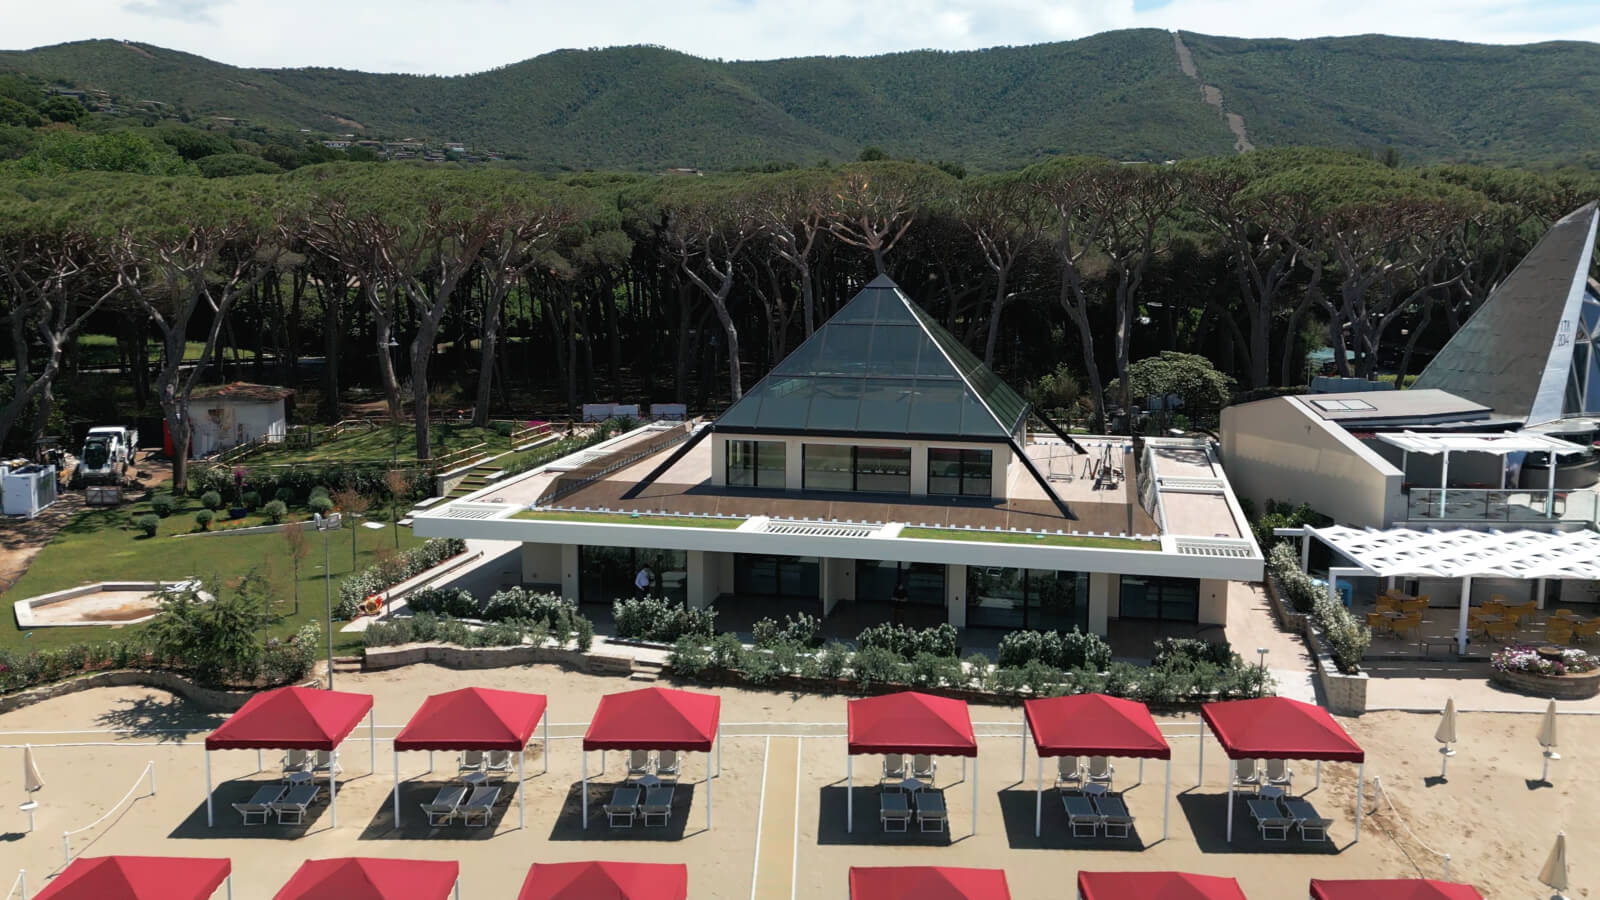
<box><xmin>494</xmin><ymin>433</ymin><xmax>1158</xmax><ymax>537</ymax></box>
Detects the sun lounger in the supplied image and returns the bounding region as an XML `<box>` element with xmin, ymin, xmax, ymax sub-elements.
<box><xmin>627</xmin><ymin>749</ymin><xmax>652</xmax><ymax>777</ymax></box>
<box><xmin>880</xmin><ymin>791</ymin><xmax>912</xmax><ymax>832</ymax></box>
<box><xmin>642</xmin><ymin>786</ymin><xmax>675</xmax><ymax>827</ymax></box>
<box><xmin>605</xmin><ymin>786</ymin><xmax>641</xmax><ymax>828</ymax></box>
<box><xmin>1282</xmin><ymin>797</ymin><xmax>1333</xmax><ymax>842</ymax></box>
<box><xmin>234</xmin><ymin>784</ymin><xmax>286</xmax><ymax>825</ymax></box>
<box><xmin>1056</xmin><ymin>756</ymin><xmax>1085</xmax><ymax>790</ymax></box>
<box><xmin>458</xmin><ymin>750</ymin><xmax>486</xmax><ymax>773</ymax></box>
<box><xmin>1093</xmin><ymin>793</ymin><xmax>1134</xmax><ymax>838</ymax></box>
<box><xmin>1248</xmin><ymin>797</ymin><xmax>1295</xmax><ymax>841</ymax></box>
<box><xmin>881</xmin><ymin>753</ymin><xmax>906</xmax><ymax>785</ymax></box>
<box><xmin>1061</xmin><ymin>793</ymin><xmax>1101</xmax><ymax>838</ymax></box>
<box><xmin>421</xmin><ymin>785</ymin><xmax>468</xmax><ymax>826</ymax></box>
<box><xmin>459</xmin><ymin>786</ymin><xmax>500</xmax><ymax>826</ymax></box>
<box><xmin>272</xmin><ymin>783</ymin><xmax>321</xmax><ymax>825</ymax></box>
<box><xmin>915</xmin><ymin>791</ymin><xmax>947</xmax><ymax>833</ymax></box>
<box><xmin>655</xmin><ymin>750</ymin><xmax>681</xmax><ymax>780</ymax></box>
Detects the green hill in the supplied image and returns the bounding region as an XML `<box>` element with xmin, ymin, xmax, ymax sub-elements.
<box><xmin>2</xmin><ymin>29</ymin><xmax>1598</xmax><ymax>171</ymax></box>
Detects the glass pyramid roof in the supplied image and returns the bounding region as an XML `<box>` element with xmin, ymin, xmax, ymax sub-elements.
<box><xmin>714</xmin><ymin>275</ymin><xmax>1029</xmax><ymax>440</ymax></box>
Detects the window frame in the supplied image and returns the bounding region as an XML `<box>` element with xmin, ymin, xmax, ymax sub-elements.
<box><xmin>927</xmin><ymin>446</ymin><xmax>993</xmax><ymax>497</ymax></box>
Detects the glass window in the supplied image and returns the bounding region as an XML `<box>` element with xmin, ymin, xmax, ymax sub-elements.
<box><xmin>726</xmin><ymin>440</ymin><xmax>785</xmax><ymax>489</ymax></box>
<box><xmin>857</xmin><ymin>559</ymin><xmax>945</xmax><ymax>607</ymax></box>
<box><xmin>1119</xmin><ymin>575</ymin><xmax>1199</xmax><ymax>622</ymax></box>
<box><xmin>803</xmin><ymin>445</ymin><xmax>853</xmax><ymax>491</ymax></box>
<box><xmin>928</xmin><ymin>447</ymin><xmax>993</xmax><ymax>496</ymax></box>
<box><xmin>855</xmin><ymin>446</ymin><xmax>911</xmax><ymax>493</ymax></box>
<box><xmin>579</xmin><ymin>547</ymin><xmax>687</xmax><ymax>607</ymax></box>
<box><xmin>967</xmin><ymin>567</ymin><xmax>1086</xmax><ymax>631</ymax></box>
<box><xmin>734</xmin><ymin>555</ymin><xmax>819</xmax><ymax>598</ymax></box>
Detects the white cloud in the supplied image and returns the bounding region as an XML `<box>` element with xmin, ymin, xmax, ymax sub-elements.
<box><xmin>6</xmin><ymin>0</ymin><xmax>1596</xmax><ymax>75</ymax></box>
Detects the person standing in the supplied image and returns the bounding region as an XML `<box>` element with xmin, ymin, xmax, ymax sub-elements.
<box><xmin>891</xmin><ymin>579</ymin><xmax>910</xmax><ymax>626</ymax></box>
<box><xmin>635</xmin><ymin>564</ymin><xmax>653</xmax><ymax>600</ymax></box>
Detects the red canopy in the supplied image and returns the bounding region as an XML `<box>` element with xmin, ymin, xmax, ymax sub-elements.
<box><xmin>393</xmin><ymin>688</ymin><xmax>547</xmax><ymax>752</ymax></box>
<box><xmin>206</xmin><ymin>686</ymin><xmax>373</xmax><ymax>751</ymax></box>
<box><xmin>582</xmin><ymin>686</ymin><xmax>720</xmax><ymax>752</ymax></box>
<box><xmin>1310</xmin><ymin>880</ymin><xmax>1483</xmax><ymax>900</ymax></box>
<box><xmin>1201</xmin><ymin>697</ymin><xmax>1364</xmax><ymax>763</ymax></box>
<box><xmin>848</xmin><ymin>691</ymin><xmax>977</xmax><ymax>758</ymax></box>
<box><xmin>272</xmin><ymin>858</ymin><xmax>458</xmax><ymax>900</ymax></box>
<box><xmin>849</xmin><ymin>867</ymin><xmax>1009</xmax><ymax>900</ymax></box>
<box><xmin>517</xmin><ymin>861</ymin><xmax>688</xmax><ymax>900</ymax></box>
<box><xmin>1078</xmin><ymin>872</ymin><xmax>1247</xmax><ymax>900</ymax></box>
<box><xmin>1024</xmin><ymin>694</ymin><xmax>1170</xmax><ymax>760</ymax></box>
<box><xmin>34</xmin><ymin>856</ymin><xmax>230</xmax><ymax>900</ymax></box>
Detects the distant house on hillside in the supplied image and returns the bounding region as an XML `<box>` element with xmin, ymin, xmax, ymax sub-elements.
<box><xmin>188</xmin><ymin>383</ymin><xmax>293</xmax><ymax>458</ymax></box>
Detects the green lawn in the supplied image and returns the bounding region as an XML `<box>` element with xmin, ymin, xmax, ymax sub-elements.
<box><xmin>512</xmin><ymin>509</ymin><xmax>746</xmax><ymax>529</ymax></box>
<box><xmin>898</xmin><ymin>527</ymin><xmax>1154</xmax><ymax>550</ymax></box>
<box><xmin>246</xmin><ymin>424</ymin><xmax>509</xmax><ymax>465</ymax></box>
<box><xmin>4</xmin><ymin>495</ymin><xmax>423</xmax><ymax>654</ymax></box>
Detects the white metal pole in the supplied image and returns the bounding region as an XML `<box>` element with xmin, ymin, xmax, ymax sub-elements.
<box><xmin>256</xmin><ymin>749</ymin><xmax>262</xmax><ymax>773</ymax></box>
<box><xmin>1226</xmin><ymin>782</ymin><xmax>1234</xmax><ymax>842</ymax></box>
<box><xmin>368</xmin><ymin>708</ymin><xmax>376</xmax><ymax>772</ymax></box>
<box><xmin>518</xmin><ymin>748</ymin><xmax>526</xmax><ymax>829</ymax></box>
<box><xmin>581</xmin><ymin>750</ymin><xmax>588</xmax><ymax>830</ymax></box>
<box><xmin>1354</xmin><ymin>763</ymin><xmax>1365</xmax><ymax>840</ymax></box>
<box><xmin>1196</xmin><ymin>723</ymin><xmax>1204</xmax><ymax>786</ymax></box>
<box><xmin>1137</xmin><ymin>758</ymin><xmax>1143</xmax><ymax>788</ymax></box>
<box><xmin>149</xmin><ymin>759</ymin><xmax>156</xmax><ymax>795</ymax></box>
<box><xmin>543</xmin><ymin>712</ymin><xmax>550</xmax><ymax>775</ymax></box>
<box><xmin>846</xmin><ymin>753</ymin><xmax>853</xmax><ymax>832</ymax></box>
<box><xmin>204</xmin><ymin>750</ymin><xmax>213</xmax><ymax>827</ymax></box>
<box><xmin>329</xmin><ymin>763</ymin><xmax>338</xmax><ymax>828</ymax></box>
<box><xmin>226</xmin><ymin>873</ymin><xmax>233</xmax><ymax>900</ymax></box>
<box><xmin>1537</xmin><ymin>578</ymin><xmax>1548</xmax><ymax>610</ymax></box>
<box><xmin>1020</xmin><ymin>712</ymin><xmax>1027</xmax><ymax>780</ymax></box>
<box><xmin>1162</xmin><ymin>758</ymin><xmax>1171</xmax><ymax>841</ymax></box>
<box><xmin>392</xmin><ymin>749</ymin><xmax>401</xmax><ymax>827</ymax></box>
<box><xmin>716</xmin><ymin>725</ymin><xmax>722</xmax><ymax>778</ymax></box>
<box><xmin>1457</xmin><ymin>575</ymin><xmax>1473</xmax><ymax>654</ymax></box>
<box><xmin>1548</xmin><ymin>454</ymin><xmax>1558</xmax><ymax>517</ymax></box>
<box><xmin>1315</xmin><ymin>760</ymin><xmax>1322</xmax><ymax>789</ymax></box>
<box><xmin>1034</xmin><ymin>755</ymin><xmax>1045</xmax><ymax>837</ymax></box>
<box><xmin>1440</xmin><ymin>449</ymin><xmax>1451</xmax><ymax>514</ymax></box>
<box><xmin>454</xmin><ymin>878</ymin><xmax>460</xmax><ymax>900</ymax></box>
<box><xmin>970</xmin><ymin>756</ymin><xmax>978</xmax><ymax>837</ymax></box>
<box><xmin>706</xmin><ymin>748</ymin><xmax>713</xmax><ymax>830</ymax></box>
<box><xmin>428</xmin><ymin>751</ymin><xmax>434</xmax><ymax>774</ymax></box>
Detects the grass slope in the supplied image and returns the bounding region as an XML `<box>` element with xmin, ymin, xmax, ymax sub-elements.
<box><xmin>4</xmin><ymin>495</ymin><xmax>422</xmax><ymax>654</ymax></box>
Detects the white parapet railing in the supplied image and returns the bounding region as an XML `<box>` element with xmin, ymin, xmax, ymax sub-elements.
<box><xmin>61</xmin><ymin>760</ymin><xmax>155</xmax><ymax>864</ymax></box>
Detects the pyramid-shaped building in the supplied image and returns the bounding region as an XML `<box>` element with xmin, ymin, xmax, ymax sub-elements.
<box><xmin>713</xmin><ymin>275</ymin><xmax>1029</xmax><ymax>441</ymax></box>
<box><xmin>1413</xmin><ymin>202</ymin><xmax>1600</xmax><ymax>426</ymax></box>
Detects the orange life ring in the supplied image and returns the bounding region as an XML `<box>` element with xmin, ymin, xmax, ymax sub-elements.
<box><xmin>359</xmin><ymin>594</ymin><xmax>384</xmax><ymax>616</ymax></box>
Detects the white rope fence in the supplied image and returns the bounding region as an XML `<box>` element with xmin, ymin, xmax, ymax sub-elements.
<box><xmin>61</xmin><ymin>760</ymin><xmax>155</xmax><ymax>865</ymax></box>
<box><xmin>5</xmin><ymin>869</ymin><xmax>24</xmax><ymax>900</ymax></box>
<box><xmin>1371</xmin><ymin>776</ymin><xmax>1452</xmax><ymax>879</ymax></box>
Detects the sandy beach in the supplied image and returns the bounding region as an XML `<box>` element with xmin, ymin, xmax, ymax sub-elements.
<box><xmin>0</xmin><ymin>663</ymin><xmax>1587</xmax><ymax>898</ymax></box>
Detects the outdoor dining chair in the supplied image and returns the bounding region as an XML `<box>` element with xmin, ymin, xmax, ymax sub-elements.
<box><xmin>1264</xmin><ymin>758</ymin><xmax>1292</xmax><ymax>787</ymax></box>
<box><xmin>881</xmin><ymin>753</ymin><xmax>906</xmax><ymax>785</ymax></box>
<box><xmin>605</xmin><ymin>786</ymin><xmax>641</xmax><ymax>829</ymax></box>
<box><xmin>911</xmin><ymin>754</ymin><xmax>937</xmax><ymax>782</ymax></box>
<box><xmin>655</xmin><ymin>750</ymin><xmax>681</xmax><ymax>779</ymax></box>
<box><xmin>281</xmin><ymin>750</ymin><xmax>313</xmax><ymax>780</ymax></box>
<box><xmin>1575</xmin><ymin>620</ymin><xmax>1600</xmax><ymax>644</ymax></box>
<box><xmin>313</xmin><ymin>750</ymin><xmax>341</xmax><ymax>776</ymax></box>
<box><xmin>234</xmin><ymin>784</ymin><xmax>286</xmax><ymax>825</ymax></box>
<box><xmin>1392</xmin><ymin>613</ymin><xmax>1423</xmax><ymax>640</ymax></box>
<box><xmin>1483</xmin><ymin>619</ymin><xmax>1516</xmax><ymax>642</ymax></box>
<box><xmin>1231</xmin><ymin>758</ymin><xmax>1261</xmax><ymax>792</ymax></box>
<box><xmin>484</xmin><ymin>750</ymin><xmax>513</xmax><ymax>775</ymax></box>
<box><xmin>1547</xmin><ymin>620</ymin><xmax>1575</xmax><ymax>644</ymax></box>
<box><xmin>627</xmin><ymin>750</ymin><xmax>652</xmax><ymax>777</ymax></box>
<box><xmin>1086</xmin><ymin>756</ymin><xmax>1114</xmax><ymax>787</ymax></box>
<box><xmin>1056</xmin><ymin>756</ymin><xmax>1084</xmax><ymax>790</ymax></box>
<box><xmin>422</xmin><ymin>785</ymin><xmax>468</xmax><ymax>826</ymax></box>
<box><xmin>1365</xmin><ymin>612</ymin><xmax>1391</xmax><ymax>634</ymax></box>
<box><xmin>458</xmin><ymin>750</ymin><xmax>486</xmax><ymax>773</ymax></box>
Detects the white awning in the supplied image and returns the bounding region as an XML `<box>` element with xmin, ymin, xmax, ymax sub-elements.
<box><xmin>1376</xmin><ymin>431</ymin><xmax>1590</xmax><ymax>457</ymax></box>
<box><xmin>1305</xmin><ymin>525</ymin><xmax>1600</xmax><ymax>581</ymax></box>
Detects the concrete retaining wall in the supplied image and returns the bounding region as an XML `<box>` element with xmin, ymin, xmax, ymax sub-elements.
<box><xmin>0</xmin><ymin>669</ymin><xmax>319</xmax><ymax>716</ymax></box>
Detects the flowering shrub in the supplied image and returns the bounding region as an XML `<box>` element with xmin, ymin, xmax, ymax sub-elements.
<box><xmin>1491</xmin><ymin>646</ymin><xmax>1598</xmax><ymax>677</ymax></box>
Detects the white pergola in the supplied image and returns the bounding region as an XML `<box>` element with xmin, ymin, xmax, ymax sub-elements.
<box><xmin>1294</xmin><ymin>524</ymin><xmax>1600</xmax><ymax>653</ymax></box>
<box><xmin>1377</xmin><ymin>431</ymin><xmax>1590</xmax><ymax>515</ymax></box>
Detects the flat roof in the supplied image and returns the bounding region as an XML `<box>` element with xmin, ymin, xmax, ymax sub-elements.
<box><xmin>1291</xmin><ymin>389</ymin><xmax>1490</xmax><ymax>424</ymax></box>
<box><xmin>1303</xmin><ymin>524</ymin><xmax>1600</xmax><ymax>580</ymax></box>
<box><xmin>1376</xmin><ymin>431</ymin><xmax>1591</xmax><ymax>456</ymax></box>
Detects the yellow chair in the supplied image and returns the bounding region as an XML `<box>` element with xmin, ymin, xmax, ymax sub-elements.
<box><xmin>1546</xmin><ymin>621</ymin><xmax>1575</xmax><ymax>644</ymax></box>
<box><xmin>1484</xmin><ymin>620</ymin><xmax>1517</xmax><ymax>643</ymax></box>
<box><xmin>1376</xmin><ymin>596</ymin><xmax>1397</xmax><ymax>613</ymax></box>
<box><xmin>1554</xmin><ymin>609</ymin><xmax>1575</xmax><ymax>620</ymax></box>
<box><xmin>1403</xmin><ymin>599</ymin><xmax>1427</xmax><ymax>617</ymax></box>
<box><xmin>1575</xmin><ymin>620</ymin><xmax>1600</xmax><ymax>644</ymax></box>
<box><xmin>1365</xmin><ymin>612</ymin><xmax>1391</xmax><ymax>634</ymax></box>
<box><xmin>1392</xmin><ymin>613</ymin><xmax>1423</xmax><ymax>640</ymax></box>
<box><xmin>1414</xmin><ymin>594</ymin><xmax>1430</xmax><ymax>607</ymax></box>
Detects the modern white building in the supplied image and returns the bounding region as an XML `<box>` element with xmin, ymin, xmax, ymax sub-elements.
<box><xmin>414</xmin><ymin>276</ymin><xmax>1261</xmax><ymax>639</ymax></box>
<box><xmin>188</xmin><ymin>383</ymin><xmax>293</xmax><ymax>458</ymax></box>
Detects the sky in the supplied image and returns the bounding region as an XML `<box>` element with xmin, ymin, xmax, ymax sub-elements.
<box><xmin>9</xmin><ymin>0</ymin><xmax>1600</xmax><ymax>74</ymax></box>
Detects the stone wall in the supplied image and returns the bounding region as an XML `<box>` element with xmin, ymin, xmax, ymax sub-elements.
<box><xmin>0</xmin><ymin>669</ymin><xmax>319</xmax><ymax>716</ymax></box>
<box><xmin>1489</xmin><ymin>667</ymin><xmax>1600</xmax><ymax>700</ymax></box>
<box><xmin>362</xmin><ymin>642</ymin><xmax>635</xmax><ymax>677</ymax></box>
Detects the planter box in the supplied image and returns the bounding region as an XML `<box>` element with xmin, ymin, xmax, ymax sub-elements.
<box><xmin>1490</xmin><ymin>666</ymin><xmax>1600</xmax><ymax>699</ymax></box>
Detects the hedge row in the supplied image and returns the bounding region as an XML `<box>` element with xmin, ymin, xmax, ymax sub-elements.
<box><xmin>335</xmin><ymin>537</ymin><xmax>467</xmax><ymax>617</ymax></box>
<box><xmin>361</xmin><ymin>611</ymin><xmax>595</xmax><ymax>652</ymax></box>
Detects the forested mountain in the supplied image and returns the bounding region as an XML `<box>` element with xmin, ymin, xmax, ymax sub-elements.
<box><xmin>3</xmin><ymin>30</ymin><xmax>1599</xmax><ymax>171</ymax></box>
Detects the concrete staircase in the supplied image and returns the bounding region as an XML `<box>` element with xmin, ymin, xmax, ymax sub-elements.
<box><xmin>629</xmin><ymin>659</ymin><xmax>665</xmax><ymax>682</ymax></box>
<box><xmin>445</xmin><ymin>464</ymin><xmax>504</xmax><ymax>500</ymax></box>
<box><xmin>331</xmin><ymin>655</ymin><xmax>364</xmax><ymax>674</ymax></box>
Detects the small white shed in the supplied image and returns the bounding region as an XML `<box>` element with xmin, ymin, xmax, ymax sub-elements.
<box><xmin>189</xmin><ymin>383</ymin><xmax>293</xmax><ymax>458</ymax></box>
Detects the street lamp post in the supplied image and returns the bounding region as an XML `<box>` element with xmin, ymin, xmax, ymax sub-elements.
<box><xmin>1256</xmin><ymin>647</ymin><xmax>1268</xmax><ymax>671</ymax></box>
<box><xmin>315</xmin><ymin>513</ymin><xmax>337</xmax><ymax>689</ymax></box>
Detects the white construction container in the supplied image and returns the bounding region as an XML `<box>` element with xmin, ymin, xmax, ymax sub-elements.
<box><xmin>1</xmin><ymin>464</ymin><xmax>57</xmax><ymax>517</ymax></box>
